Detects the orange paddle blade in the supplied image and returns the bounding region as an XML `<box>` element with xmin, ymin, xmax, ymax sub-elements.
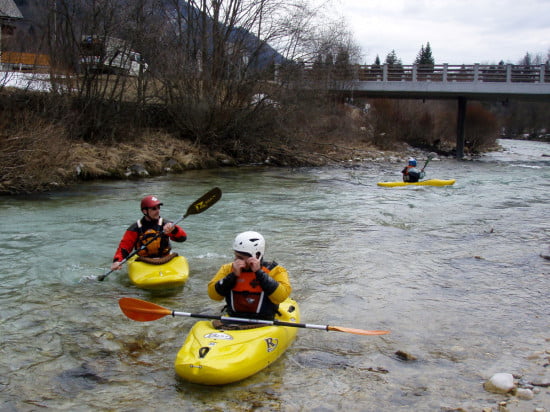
<box><xmin>327</xmin><ymin>326</ymin><xmax>390</xmax><ymax>336</ymax></box>
<box><xmin>119</xmin><ymin>297</ymin><xmax>172</xmax><ymax>321</ymax></box>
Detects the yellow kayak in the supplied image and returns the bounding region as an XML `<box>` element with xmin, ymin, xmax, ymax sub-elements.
<box><xmin>377</xmin><ymin>179</ymin><xmax>456</xmax><ymax>187</ymax></box>
<box><xmin>174</xmin><ymin>298</ymin><xmax>300</xmax><ymax>385</ymax></box>
<box><xmin>127</xmin><ymin>254</ymin><xmax>189</xmax><ymax>290</ymax></box>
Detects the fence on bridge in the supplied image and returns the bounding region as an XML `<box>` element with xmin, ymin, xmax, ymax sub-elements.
<box><xmin>291</xmin><ymin>63</ymin><xmax>549</xmax><ymax>85</ymax></box>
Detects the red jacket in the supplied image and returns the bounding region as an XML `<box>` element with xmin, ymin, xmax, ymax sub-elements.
<box><xmin>113</xmin><ymin>217</ymin><xmax>186</xmax><ymax>262</ymax></box>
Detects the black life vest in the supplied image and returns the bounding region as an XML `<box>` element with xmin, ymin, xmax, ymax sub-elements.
<box><xmin>136</xmin><ymin>218</ymin><xmax>171</xmax><ymax>257</ymax></box>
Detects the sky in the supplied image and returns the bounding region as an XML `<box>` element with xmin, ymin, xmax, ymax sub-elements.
<box><xmin>332</xmin><ymin>0</ymin><xmax>550</xmax><ymax>65</ymax></box>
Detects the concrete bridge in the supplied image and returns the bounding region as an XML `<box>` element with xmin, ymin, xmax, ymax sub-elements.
<box><xmin>299</xmin><ymin>63</ymin><xmax>550</xmax><ymax>158</ymax></box>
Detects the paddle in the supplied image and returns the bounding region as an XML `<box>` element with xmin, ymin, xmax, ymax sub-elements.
<box><xmin>98</xmin><ymin>187</ymin><xmax>222</xmax><ymax>281</ymax></box>
<box><xmin>418</xmin><ymin>154</ymin><xmax>434</xmax><ymax>180</ymax></box>
<box><xmin>421</xmin><ymin>154</ymin><xmax>434</xmax><ymax>172</ymax></box>
<box><xmin>118</xmin><ymin>297</ymin><xmax>390</xmax><ymax>336</ymax></box>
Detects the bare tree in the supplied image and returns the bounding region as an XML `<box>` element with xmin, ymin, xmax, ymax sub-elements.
<box><xmin>21</xmin><ymin>0</ymin><xmax>362</xmax><ymax>146</ymax></box>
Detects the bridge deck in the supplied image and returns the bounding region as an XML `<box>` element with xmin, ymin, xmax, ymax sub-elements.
<box><xmin>296</xmin><ymin>63</ymin><xmax>550</xmax><ymax>101</ymax></box>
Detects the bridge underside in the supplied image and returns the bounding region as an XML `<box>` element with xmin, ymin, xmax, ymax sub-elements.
<box><xmin>330</xmin><ymin>81</ymin><xmax>550</xmax><ymax>102</ymax></box>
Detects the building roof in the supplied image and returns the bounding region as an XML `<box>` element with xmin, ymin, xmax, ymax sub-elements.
<box><xmin>0</xmin><ymin>0</ymin><xmax>23</xmax><ymax>19</ymax></box>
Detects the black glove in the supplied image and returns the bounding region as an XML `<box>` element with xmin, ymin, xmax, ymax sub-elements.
<box><xmin>215</xmin><ymin>272</ymin><xmax>237</xmax><ymax>296</ymax></box>
<box><xmin>255</xmin><ymin>270</ymin><xmax>278</xmax><ymax>295</ymax></box>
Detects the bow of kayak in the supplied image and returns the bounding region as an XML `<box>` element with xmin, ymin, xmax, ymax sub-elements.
<box><xmin>174</xmin><ymin>297</ymin><xmax>300</xmax><ymax>385</ymax></box>
<box><xmin>127</xmin><ymin>255</ymin><xmax>189</xmax><ymax>290</ymax></box>
<box><xmin>377</xmin><ymin>179</ymin><xmax>456</xmax><ymax>187</ymax></box>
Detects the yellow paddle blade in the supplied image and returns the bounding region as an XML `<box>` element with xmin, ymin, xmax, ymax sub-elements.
<box><xmin>184</xmin><ymin>187</ymin><xmax>222</xmax><ymax>217</ymax></box>
<box><xmin>119</xmin><ymin>297</ymin><xmax>172</xmax><ymax>322</ymax></box>
<box><xmin>327</xmin><ymin>326</ymin><xmax>390</xmax><ymax>336</ymax></box>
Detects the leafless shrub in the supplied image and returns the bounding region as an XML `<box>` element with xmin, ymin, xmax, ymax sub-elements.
<box><xmin>366</xmin><ymin>98</ymin><xmax>498</xmax><ymax>153</ymax></box>
<box><xmin>464</xmin><ymin>102</ymin><xmax>499</xmax><ymax>152</ymax></box>
<box><xmin>0</xmin><ymin>112</ymin><xmax>72</xmax><ymax>194</ymax></box>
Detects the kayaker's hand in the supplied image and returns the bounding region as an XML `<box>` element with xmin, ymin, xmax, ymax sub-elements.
<box><xmin>247</xmin><ymin>257</ymin><xmax>261</xmax><ymax>272</ymax></box>
<box><xmin>110</xmin><ymin>261</ymin><xmax>122</xmax><ymax>271</ymax></box>
<box><xmin>232</xmin><ymin>258</ymin><xmax>247</xmax><ymax>276</ymax></box>
<box><xmin>163</xmin><ymin>222</ymin><xmax>174</xmax><ymax>234</ymax></box>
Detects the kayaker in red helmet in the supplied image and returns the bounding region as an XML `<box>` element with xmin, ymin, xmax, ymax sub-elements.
<box><xmin>110</xmin><ymin>195</ymin><xmax>187</xmax><ymax>271</ymax></box>
<box><xmin>208</xmin><ymin>231</ymin><xmax>292</xmax><ymax>321</ymax></box>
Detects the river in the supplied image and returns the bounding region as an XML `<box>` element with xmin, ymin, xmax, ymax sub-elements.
<box><xmin>1</xmin><ymin>139</ymin><xmax>548</xmax><ymax>411</ymax></box>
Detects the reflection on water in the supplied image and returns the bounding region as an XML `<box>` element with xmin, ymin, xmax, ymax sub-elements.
<box><xmin>0</xmin><ymin>139</ymin><xmax>549</xmax><ymax>410</ymax></box>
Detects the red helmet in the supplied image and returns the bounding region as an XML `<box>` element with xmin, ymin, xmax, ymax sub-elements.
<box><xmin>140</xmin><ymin>195</ymin><xmax>163</xmax><ymax>210</ymax></box>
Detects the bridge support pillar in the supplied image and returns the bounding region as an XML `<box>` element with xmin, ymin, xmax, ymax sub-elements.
<box><xmin>456</xmin><ymin>97</ymin><xmax>466</xmax><ymax>159</ymax></box>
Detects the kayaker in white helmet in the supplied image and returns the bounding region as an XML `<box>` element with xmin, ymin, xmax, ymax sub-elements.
<box><xmin>109</xmin><ymin>195</ymin><xmax>187</xmax><ymax>271</ymax></box>
<box><xmin>208</xmin><ymin>231</ymin><xmax>292</xmax><ymax>321</ymax></box>
<box><xmin>401</xmin><ymin>157</ymin><xmax>426</xmax><ymax>182</ymax></box>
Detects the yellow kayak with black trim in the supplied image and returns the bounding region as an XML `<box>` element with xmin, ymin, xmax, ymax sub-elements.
<box><xmin>174</xmin><ymin>297</ymin><xmax>300</xmax><ymax>385</ymax></box>
<box><xmin>127</xmin><ymin>254</ymin><xmax>189</xmax><ymax>290</ymax></box>
<box><xmin>377</xmin><ymin>179</ymin><xmax>456</xmax><ymax>187</ymax></box>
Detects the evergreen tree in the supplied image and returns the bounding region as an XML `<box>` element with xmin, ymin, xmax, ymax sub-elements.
<box><xmin>371</xmin><ymin>54</ymin><xmax>382</xmax><ymax>77</ymax></box>
<box><xmin>415</xmin><ymin>42</ymin><xmax>434</xmax><ymax>66</ymax></box>
<box><xmin>414</xmin><ymin>45</ymin><xmax>425</xmax><ymax>65</ymax></box>
<box><xmin>385</xmin><ymin>50</ymin><xmax>403</xmax><ymax>79</ymax></box>
<box><xmin>520</xmin><ymin>52</ymin><xmax>532</xmax><ymax>66</ymax></box>
<box><xmin>385</xmin><ymin>50</ymin><xmax>402</xmax><ymax>67</ymax></box>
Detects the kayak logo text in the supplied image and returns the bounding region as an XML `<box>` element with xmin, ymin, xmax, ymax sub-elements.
<box><xmin>204</xmin><ymin>332</ymin><xmax>233</xmax><ymax>340</ymax></box>
<box><xmin>265</xmin><ymin>337</ymin><xmax>278</xmax><ymax>353</ymax></box>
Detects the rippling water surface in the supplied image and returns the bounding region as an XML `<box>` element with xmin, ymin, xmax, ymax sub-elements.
<box><xmin>1</xmin><ymin>139</ymin><xmax>549</xmax><ymax>411</ymax></box>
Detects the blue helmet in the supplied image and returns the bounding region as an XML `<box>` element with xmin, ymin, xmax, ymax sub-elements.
<box><xmin>408</xmin><ymin>157</ymin><xmax>417</xmax><ymax>166</ymax></box>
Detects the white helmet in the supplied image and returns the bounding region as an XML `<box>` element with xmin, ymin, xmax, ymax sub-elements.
<box><xmin>233</xmin><ymin>231</ymin><xmax>265</xmax><ymax>260</ymax></box>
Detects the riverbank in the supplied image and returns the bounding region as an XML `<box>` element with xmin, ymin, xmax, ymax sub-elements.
<box><xmin>1</xmin><ymin>87</ymin><xmax>501</xmax><ymax>195</ymax></box>
<box><xmin>0</xmin><ymin>128</ymin><xmax>431</xmax><ymax>195</ymax></box>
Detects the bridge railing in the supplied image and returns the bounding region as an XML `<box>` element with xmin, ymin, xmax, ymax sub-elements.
<box><xmin>291</xmin><ymin>63</ymin><xmax>549</xmax><ymax>84</ymax></box>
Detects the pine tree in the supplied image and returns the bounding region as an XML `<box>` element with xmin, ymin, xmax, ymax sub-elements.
<box><xmin>414</xmin><ymin>45</ymin><xmax>425</xmax><ymax>65</ymax></box>
<box><xmin>424</xmin><ymin>42</ymin><xmax>434</xmax><ymax>65</ymax></box>
<box><xmin>385</xmin><ymin>50</ymin><xmax>402</xmax><ymax>67</ymax></box>
<box><xmin>371</xmin><ymin>55</ymin><xmax>382</xmax><ymax>77</ymax></box>
<box><xmin>415</xmin><ymin>42</ymin><xmax>434</xmax><ymax>66</ymax></box>
<box><xmin>385</xmin><ymin>50</ymin><xmax>403</xmax><ymax>79</ymax></box>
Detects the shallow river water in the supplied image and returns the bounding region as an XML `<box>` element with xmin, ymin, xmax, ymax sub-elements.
<box><xmin>1</xmin><ymin>139</ymin><xmax>549</xmax><ymax>411</ymax></box>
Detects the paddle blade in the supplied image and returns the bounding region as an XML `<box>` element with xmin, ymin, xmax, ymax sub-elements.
<box><xmin>119</xmin><ymin>297</ymin><xmax>172</xmax><ymax>322</ymax></box>
<box><xmin>184</xmin><ymin>187</ymin><xmax>222</xmax><ymax>218</ymax></box>
<box><xmin>327</xmin><ymin>326</ymin><xmax>390</xmax><ymax>336</ymax></box>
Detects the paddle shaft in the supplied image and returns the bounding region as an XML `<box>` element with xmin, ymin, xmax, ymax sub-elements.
<box><xmin>421</xmin><ymin>155</ymin><xmax>433</xmax><ymax>171</ymax></box>
<box><xmin>119</xmin><ymin>295</ymin><xmax>389</xmax><ymax>336</ymax></box>
<box><xmin>170</xmin><ymin>310</ymin><xmax>330</xmax><ymax>331</ymax></box>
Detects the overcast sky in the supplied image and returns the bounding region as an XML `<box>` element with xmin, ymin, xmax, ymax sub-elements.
<box><xmin>333</xmin><ymin>0</ymin><xmax>550</xmax><ymax>65</ymax></box>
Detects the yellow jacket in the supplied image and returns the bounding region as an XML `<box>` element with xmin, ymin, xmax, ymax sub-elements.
<box><xmin>208</xmin><ymin>261</ymin><xmax>292</xmax><ymax>306</ymax></box>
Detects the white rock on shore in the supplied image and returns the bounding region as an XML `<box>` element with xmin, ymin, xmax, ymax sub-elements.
<box><xmin>484</xmin><ymin>373</ymin><xmax>515</xmax><ymax>394</ymax></box>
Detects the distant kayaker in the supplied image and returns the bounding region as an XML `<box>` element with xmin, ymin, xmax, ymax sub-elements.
<box><xmin>208</xmin><ymin>231</ymin><xmax>292</xmax><ymax>321</ymax></box>
<box><xmin>401</xmin><ymin>157</ymin><xmax>425</xmax><ymax>182</ymax></box>
<box><xmin>109</xmin><ymin>195</ymin><xmax>187</xmax><ymax>271</ymax></box>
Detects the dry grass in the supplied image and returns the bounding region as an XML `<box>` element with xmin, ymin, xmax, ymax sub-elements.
<box><xmin>0</xmin><ymin>110</ymin><xmax>219</xmax><ymax>194</ymax></box>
